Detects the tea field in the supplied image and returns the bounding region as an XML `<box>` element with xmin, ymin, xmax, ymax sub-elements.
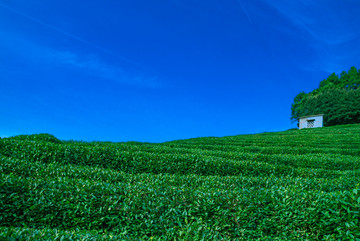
<box><xmin>1</xmin><ymin>124</ymin><xmax>360</xmax><ymax>240</ymax></box>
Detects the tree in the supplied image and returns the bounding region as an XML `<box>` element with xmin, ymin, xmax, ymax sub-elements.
<box><xmin>291</xmin><ymin>66</ymin><xmax>360</xmax><ymax>126</ymax></box>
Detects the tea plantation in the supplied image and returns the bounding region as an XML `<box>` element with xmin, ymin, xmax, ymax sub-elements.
<box><xmin>1</xmin><ymin>124</ymin><xmax>360</xmax><ymax>240</ymax></box>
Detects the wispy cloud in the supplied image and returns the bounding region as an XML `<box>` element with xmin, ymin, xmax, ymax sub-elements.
<box><xmin>236</xmin><ymin>0</ymin><xmax>252</xmax><ymax>23</ymax></box>
<box><xmin>0</xmin><ymin>30</ymin><xmax>160</xmax><ymax>88</ymax></box>
<box><xmin>0</xmin><ymin>2</ymin><xmax>147</xmax><ymax>69</ymax></box>
<box><xmin>263</xmin><ymin>0</ymin><xmax>360</xmax><ymax>73</ymax></box>
<box><xmin>42</xmin><ymin>49</ymin><xmax>160</xmax><ymax>88</ymax></box>
<box><xmin>264</xmin><ymin>0</ymin><xmax>360</xmax><ymax>44</ymax></box>
<box><xmin>0</xmin><ymin>2</ymin><xmax>161</xmax><ymax>87</ymax></box>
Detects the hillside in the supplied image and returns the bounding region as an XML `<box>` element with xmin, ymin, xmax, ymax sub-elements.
<box><xmin>1</xmin><ymin>125</ymin><xmax>360</xmax><ymax>240</ymax></box>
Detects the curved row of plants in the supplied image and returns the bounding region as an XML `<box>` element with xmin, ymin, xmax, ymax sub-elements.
<box><xmin>1</xmin><ymin>125</ymin><xmax>360</xmax><ymax>239</ymax></box>
<box><xmin>1</xmin><ymin>154</ymin><xmax>360</xmax><ymax>239</ymax></box>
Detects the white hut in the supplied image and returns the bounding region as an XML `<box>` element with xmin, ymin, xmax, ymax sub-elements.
<box><xmin>299</xmin><ymin>114</ymin><xmax>324</xmax><ymax>129</ymax></box>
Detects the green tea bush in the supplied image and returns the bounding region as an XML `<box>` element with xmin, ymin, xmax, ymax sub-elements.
<box><xmin>1</xmin><ymin>124</ymin><xmax>360</xmax><ymax>239</ymax></box>
<box><xmin>5</xmin><ymin>133</ymin><xmax>62</xmax><ymax>144</ymax></box>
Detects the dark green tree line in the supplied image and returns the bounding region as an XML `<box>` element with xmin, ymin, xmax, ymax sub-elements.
<box><xmin>291</xmin><ymin>66</ymin><xmax>360</xmax><ymax>126</ymax></box>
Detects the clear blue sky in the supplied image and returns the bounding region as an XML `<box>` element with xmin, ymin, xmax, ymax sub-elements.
<box><xmin>1</xmin><ymin>0</ymin><xmax>360</xmax><ymax>142</ymax></box>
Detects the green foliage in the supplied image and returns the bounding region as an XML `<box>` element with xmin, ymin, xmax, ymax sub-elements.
<box><xmin>291</xmin><ymin>66</ymin><xmax>360</xmax><ymax>126</ymax></box>
<box><xmin>5</xmin><ymin>133</ymin><xmax>62</xmax><ymax>144</ymax></box>
<box><xmin>1</xmin><ymin>125</ymin><xmax>360</xmax><ymax>240</ymax></box>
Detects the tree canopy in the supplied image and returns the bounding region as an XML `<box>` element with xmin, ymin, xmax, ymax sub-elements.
<box><xmin>291</xmin><ymin>66</ymin><xmax>360</xmax><ymax>126</ymax></box>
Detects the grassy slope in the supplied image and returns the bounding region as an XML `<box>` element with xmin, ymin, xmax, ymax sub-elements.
<box><xmin>0</xmin><ymin>124</ymin><xmax>360</xmax><ymax>240</ymax></box>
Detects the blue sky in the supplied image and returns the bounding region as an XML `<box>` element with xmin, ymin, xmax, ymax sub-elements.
<box><xmin>1</xmin><ymin>0</ymin><xmax>360</xmax><ymax>142</ymax></box>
